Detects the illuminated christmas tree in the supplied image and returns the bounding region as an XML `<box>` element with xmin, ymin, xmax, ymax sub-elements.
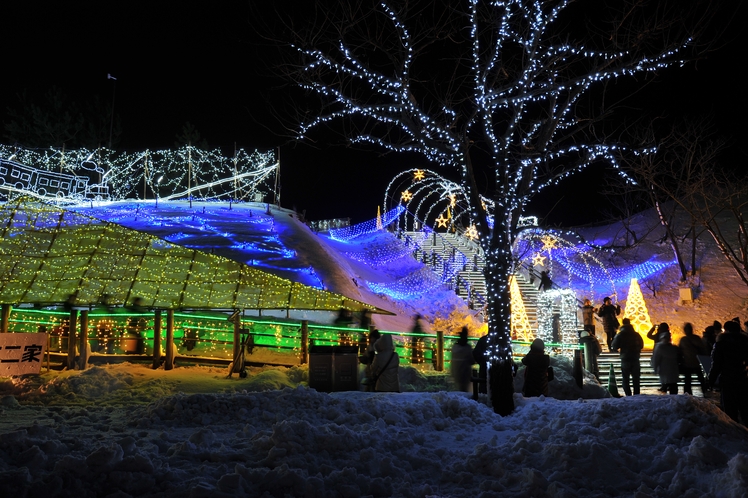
<box><xmin>623</xmin><ymin>278</ymin><xmax>654</xmax><ymax>349</ymax></box>
<box><xmin>509</xmin><ymin>276</ymin><xmax>532</xmax><ymax>342</ymax></box>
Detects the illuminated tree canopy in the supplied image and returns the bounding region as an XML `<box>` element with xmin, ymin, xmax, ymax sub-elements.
<box><xmin>281</xmin><ymin>0</ymin><xmax>708</xmax><ymax>414</ymax></box>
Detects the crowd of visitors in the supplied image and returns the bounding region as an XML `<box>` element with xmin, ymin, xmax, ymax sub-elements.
<box><xmin>599</xmin><ymin>311</ymin><xmax>747</xmax><ymax>424</ymax></box>
<box><xmin>355</xmin><ymin>307</ymin><xmax>747</xmax><ymax>426</ymax></box>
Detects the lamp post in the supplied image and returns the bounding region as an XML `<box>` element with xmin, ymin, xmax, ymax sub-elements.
<box><xmin>107</xmin><ymin>74</ymin><xmax>117</xmax><ymax>150</ymax></box>
<box><xmin>155</xmin><ymin>176</ymin><xmax>163</xmax><ymax>208</ymax></box>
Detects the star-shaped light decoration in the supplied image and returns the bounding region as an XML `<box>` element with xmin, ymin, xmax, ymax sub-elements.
<box><xmin>449</xmin><ymin>194</ymin><xmax>457</xmax><ymax>207</ymax></box>
<box><xmin>541</xmin><ymin>234</ymin><xmax>558</xmax><ymax>251</ymax></box>
<box><xmin>413</xmin><ymin>169</ymin><xmax>425</xmax><ymax>180</ymax></box>
<box><xmin>401</xmin><ymin>190</ymin><xmax>413</xmax><ymax>201</ymax></box>
<box><xmin>435</xmin><ymin>213</ymin><xmax>449</xmax><ymax>228</ymax></box>
<box><xmin>532</xmin><ymin>252</ymin><xmax>547</xmax><ymax>267</ymax></box>
<box><xmin>464</xmin><ymin>224</ymin><xmax>479</xmax><ymax>240</ymax></box>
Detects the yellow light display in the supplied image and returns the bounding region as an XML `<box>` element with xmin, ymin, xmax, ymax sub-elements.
<box><xmin>435</xmin><ymin>213</ymin><xmax>449</xmax><ymax>228</ymax></box>
<box><xmin>401</xmin><ymin>190</ymin><xmax>413</xmax><ymax>201</ymax></box>
<box><xmin>532</xmin><ymin>253</ymin><xmax>547</xmax><ymax>267</ymax></box>
<box><xmin>540</xmin><ymin>234</ymin><xmax>559</xmax><ymax>251</ymax></box>
<box><xmin>509</xmin><ymin>276</ymin><xmax>533</xmax><ymax>341</ymax></box>
<box><xmin>0</xmin><ymin>197</ymin><xmax>380</xmax><ymax>313</ymax></box>
<box><xmin>464</xmin><ymin>225</ymin><xmax>479</xmax><ymax>240</ymax></box>
<box><xmin>622</xmin><ymin>278</ymin><xmax>654</xmax><ymax>349</ymax></box>
<box><xmin>413</xmin><ymin>169</ymin><xmax>425</xmax><ymax>180</ymax></box>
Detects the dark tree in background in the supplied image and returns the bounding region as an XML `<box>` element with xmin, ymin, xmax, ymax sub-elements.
<box><xmin>619</xmin><ymin>120</ymin><xmax>726</xmax><ymax>283</ymax></box>
<box><xmin>175</xmin><ymin>122</ymin><xmax>209</xmax><ymax>149</ymax></box>
<box><xmin>3</xmin><ymin>86</ymin><xmax>121</xmax><ymax>149</ymax></box>
<box><xmin>624</xmin><ymin>120</ymin><xmax>748</xmax><ymax>288</ymax></box>
<box><xmin>276</xmin><ymin>0</ymin><xmax>712</xmax><ymax>415</ymax></box>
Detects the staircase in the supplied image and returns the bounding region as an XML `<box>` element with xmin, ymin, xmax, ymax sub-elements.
<box><xmin>597</xmin><ymin>351</ymin><xmax>709</xmax><ymax>396</ymax></box>
<box><xmin>403</xmin><ymin>230</ymin><xmax>557</xmax><ymax>326</ymax></box>
<box><xmin>406</xmin><ymin>231</ymin><xmax>487</xmax><ymax>306</ymax></box>
<box><xmin>513</xmin><ymin>272</ymin><xmax>540</xmax><ymax>326</ymax></box>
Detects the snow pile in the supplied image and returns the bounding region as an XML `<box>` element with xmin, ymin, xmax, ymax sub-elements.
<box><xmin>1</xmin><ymin>374</ymin><xmax>747</xmax><ymax>496</ymax></box>
<box><xmin>1</xmin><ymin>362</ymin><xmax>747</xmax><ymax>497</ymax></box>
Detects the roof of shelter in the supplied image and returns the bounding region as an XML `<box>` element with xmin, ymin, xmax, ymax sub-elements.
<box><xmin>0</xmin><ymin>197</ymin><xmax>386</xmax><ymax>313</ymax></box>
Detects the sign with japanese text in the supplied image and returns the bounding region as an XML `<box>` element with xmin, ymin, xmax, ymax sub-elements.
<box><xmin>0</xmin><ymin>333</ymin><xmax>46</xmax><ymax>375</ymax></box>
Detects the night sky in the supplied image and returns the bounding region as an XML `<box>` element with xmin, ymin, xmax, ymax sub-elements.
<box><xmin>3</xmin><ymin>1</ymin><xmax>745</xmax><ymax>225</ymax></box>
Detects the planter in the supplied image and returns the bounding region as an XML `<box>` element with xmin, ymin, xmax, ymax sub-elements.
<box><xmin>121</xmin><ymin>336</ymin><xmax>143</xmax><ymax>354</ymax></box>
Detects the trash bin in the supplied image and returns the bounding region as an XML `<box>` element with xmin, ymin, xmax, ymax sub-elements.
<box><xmin>309</xmin><ymin>345</ymin><xmax>359</xmax><ymax>392</ymax></box>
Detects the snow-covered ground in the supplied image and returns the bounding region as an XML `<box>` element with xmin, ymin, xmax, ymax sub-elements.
<box><xmin>1</xmin><ymin>360</ymin><xmax>747</xmax><ymax>497</ymax></box>
<box><xmin>2</xmin><ymin>199</ymin><xmax>748</xmax><ymax>496</ymax></box>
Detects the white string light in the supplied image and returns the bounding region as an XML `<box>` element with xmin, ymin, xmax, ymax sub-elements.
<box><xmin>0</xmin><ymin>145</ymin><xmax>277</xmax><ymax>205</ymax></box>
<box><xmin>293</xmin><ymin>0</ymin><xmax>692</xmax><ymax>381</ymax></box>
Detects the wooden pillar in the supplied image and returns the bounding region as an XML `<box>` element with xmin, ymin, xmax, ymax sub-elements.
<box><xmin>164</xmin><ymin>309</ymin><xmax>174</xmax><ymax>370</ymax></box>
<box><xmin>0</xmin><ymin>304</ymin><xmax>11</xmax><ymax>333</ymax></box>
<box><xmin>436</xmin><ymin>330</ymin><xmax>444</xmax><ymax>372</ymax></box>
<box><xmin>78</xmin><ymin>310</ymin><xmax>89</xmax><ymax>370</ymax></box>
<box><xmin>232</xmin><ymin>316</ymin><xmax>242</xmax><ymax>373</ymax></box>
<box><xmin>152</xmin><ymin>310</ymin><xmax>162</xmax><ymax>369</ymax></box>
<box><xmin>300</xmin><ymin>320</ymin><xmax>309</xmax><ymax>365</ymax></box>
<box><xmin>45</xmin><ymin>333</ymin><xmax>51</xmax><ymax>372</ymax></box>
<box><xmin>67</xmin><ymin>309</ymin><xmax>78</xmax><ymax>370</ymax></box>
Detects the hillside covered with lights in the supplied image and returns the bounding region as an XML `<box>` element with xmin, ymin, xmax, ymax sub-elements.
<box><xmin>67</xmin><ymin>198</ymin><xmax>748</xmax><ymax>338</ymax></box>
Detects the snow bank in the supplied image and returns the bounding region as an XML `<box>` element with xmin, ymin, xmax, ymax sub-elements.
<box><xmin>1</xmin><ymin>363</ymin><xmax>746</xmax><ymax>497</ymax></box>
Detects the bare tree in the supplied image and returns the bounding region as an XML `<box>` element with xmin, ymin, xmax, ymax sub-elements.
<box><xmin>621</xmin><ymin>120</ymin><xmax>727</xmax><ymax>282</ymax></box>
<box><xmin>273</xmin><ymin>0</ymin><xmax>711</xmax><ymax>415</ymax></box>
<box><xmin>691</xmin><ymin>168</ymin><xmax>748</xmax><ymax>287</ymax></box>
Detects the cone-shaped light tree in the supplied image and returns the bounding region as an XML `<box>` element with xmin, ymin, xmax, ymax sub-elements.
<box><xmin>285</xmin><ymin>0</ymin><xmax>708</xmax><ymax>414</ymax></box>
<box><xmin>623</xmin><ymin>278</ymin><xmax>654</xmax><ymax>349</ymax></box>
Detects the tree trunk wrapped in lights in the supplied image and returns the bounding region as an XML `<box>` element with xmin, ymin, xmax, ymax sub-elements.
<box><xmin>276</xmin><ymin>0</ymin><xmax>711</xmax><ymax>415</ymax></box>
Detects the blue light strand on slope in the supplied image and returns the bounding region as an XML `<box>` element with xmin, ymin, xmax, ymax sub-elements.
<box><xmin>365</xmin><ymin>249</ymin><xmax>468</xmax><ymax>300</ymax></box>
<box><xmin>555</xmin><ymin>256</ymin><xmax>674</xmax><ymax>285</ymax></box>
<box><xmin>329</xmin><ymin>205</ymin><xmax>405</xmax><ymax>241</ymax></box>
<box><xmin>366</xmin><ymin>267</ymin><xmax>443</xmax><ymax>300</ymax></box>
<box><xmin>344</xmin><ymin>241</ymin><xmax>415</xmax><ymax>267</ymax></box>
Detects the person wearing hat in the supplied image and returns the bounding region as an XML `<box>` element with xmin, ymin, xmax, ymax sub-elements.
<box><xmin>521</xmin><ymin>338</ymin><xmax>551</xmax><ymax>397</ymax></box>
<box><xmin>647</xmin><ymin>322</ymin><xmax>671</xmax><ymax>345</ymax></box>
<box><xmin>597</xmin><ymin>297</ymin><xmax>621</xmax><ymax>351</ymax></box>
<box><xmin>579</xmin><ymin>298</ymin><xmax>596</xmax><ymax>336</ymax></box>
<box><xmin>579</xmin><ymin>329</ymin><xmax>602</xmax><ymax>380</ymax></box>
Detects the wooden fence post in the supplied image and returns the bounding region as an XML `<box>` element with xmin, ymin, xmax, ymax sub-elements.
<box><xmin>300</xmin><ymin>320</ymin><xmax>309</xmax><ymax>365</ymax></box>
<box><xmin>152</xmin><ymin>310</ymin><xmax>162</xmax><ymax>369</ymax></box>
<box><xmin>165</xmin><ymin>310</ymin><xmax>174</xmax><ymax>370</ymax></box>
<box><xmin>436</xmin><ymin>330</ymin><xmax>444</xmax><ymax>372</ymax></box>
<box><xmin>0</xmin><ymin>304</ymin><xmax>11</xmax><ymax>333</ymax></box>
<box><xmin>78</xmin><ymin>310</ymin><xmax>88</xmax><ymax>370</ymax></box>
<box><xmin>232</xmin><ymin>316</ymin><xmax>242</xmax><ymax>373</ymax></box>
<box><xmin>67</xmin><ymin>309</ymin><xmax>78</xmax><ymax>370</ymax></box>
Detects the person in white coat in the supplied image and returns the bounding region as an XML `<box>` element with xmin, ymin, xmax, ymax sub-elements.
<box><xmin>651</xmin><ymin>328</ymin><xmax>680</xmax><ymax>395</ymax></box>
<box><xmin>450</xmin><ymin>327</ymin><xmax>474</xmax><ymax>392</ymax></box>
<box><xmin>371</xmin><ymin>334</ymin><xmax>400</xmax><ymax>393</ymax></box>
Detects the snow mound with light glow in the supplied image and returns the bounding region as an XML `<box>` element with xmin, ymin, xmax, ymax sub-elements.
<box><xmin>1</xmin><ymin>361</ymin><xmax>747</xmax><ymax>497</ymax></box>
